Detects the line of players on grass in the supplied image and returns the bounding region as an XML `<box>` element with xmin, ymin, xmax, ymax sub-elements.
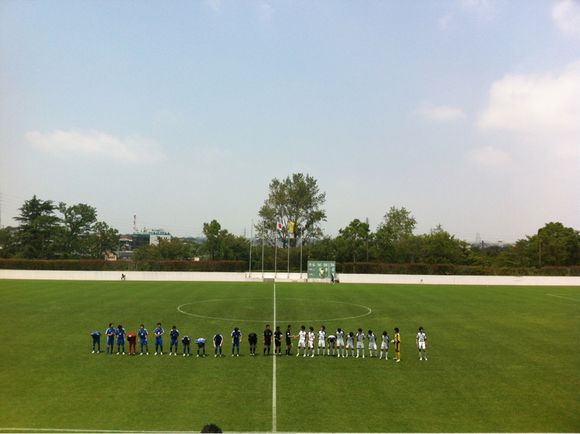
<box><xmin>91</xmin><ymin>323</ymin><xmax>428</xmax><ymax>361</ymax></box>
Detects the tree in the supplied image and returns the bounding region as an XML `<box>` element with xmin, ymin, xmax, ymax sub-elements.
<box><xmin>335</xmin><ymin>219</ymin><xmax>372</xmax><ymax>263</ymax></box>
<box><xmin>256</xmin><ymin>173</ymin><xmax>326</xmax><ymax>246</ymax></box>
<box><xmin>133</xmin><ymin>238</ymin><xmax>192</xmax><ymax>261</ymax></box>
<box><xmin>15</xmin><ymin>196</ymin><xmax>60</xmax><ymax>258</ymax></box>
<box><xmin>413</xmin><ymin>225</ymin><xmax>472</xmax><ymax>265</ymax></box>
<box><xmin>57</xmin><ymin>202</ymin><xmax>98</xmax><ymax>257</ymax></box>
<box><xmin>506</xmin><ymin>222</ymin><xmax>580</xmax><ymax>267</ymax></box>
<box><xmin>203</xmin><ymin>220</ymin><xmax>222</xmax><ymax>260</ymax></box>
<box><xmin>375</xmin><ymin>206</ymin><xmax>416</xmax><ymax>262</ymax></box>
<box><xmin>0</xmin><ymin>227</ymin><xmax>17</xmax><ymax>258</ymax></box>
<box><xmin>86</xmin><ymin>221</ymin><xmax>120</xmax><ymax>259</ymax></box>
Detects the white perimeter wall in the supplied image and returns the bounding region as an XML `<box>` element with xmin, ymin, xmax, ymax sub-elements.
<box><xmin>0</xmin><ymin>269</ymin><xmax>579</xmax><ymax>286</ymax></box>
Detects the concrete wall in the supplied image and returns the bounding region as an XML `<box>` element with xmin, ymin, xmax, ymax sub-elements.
<box><xmin>0</xmin><ymin>269</ymin><xmax>579</xmax><ymax>286</ymax></box>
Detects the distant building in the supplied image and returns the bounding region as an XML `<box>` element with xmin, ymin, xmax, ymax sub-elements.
<box><xmin>117</xmin><ymin>229</ymin><xmax>172</xmax><ymax>259</ymax></box>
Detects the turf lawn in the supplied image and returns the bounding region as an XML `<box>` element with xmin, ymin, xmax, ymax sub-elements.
<box><xmin>0</xmin><ymin>280</ymin><xmax>578</xmax><ymax>432</ymax></box>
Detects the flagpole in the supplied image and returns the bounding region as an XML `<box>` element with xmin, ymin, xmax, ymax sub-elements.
<box><xmin>274</xmin><ymin>225</ymin><xmax>278</xmax><ymax>280</ymax></box>
<box><xmin>287</xmin><ymin>234</ymin><xmax>290</xmax><ymax>279</ymax></box>
<box><xmin>261</xmin><ymin>234</ymin><xmax>265</xmax><ymax>279</ymax></box>
<box><xmin>299</xmin><ymin>232</ymin><xmax>303</xmax><ymax>280</ymax></box>
<box><xmin>248</xmin><ymin>219</ymin><xmax>253</xmax><ymax>278</ymax></box>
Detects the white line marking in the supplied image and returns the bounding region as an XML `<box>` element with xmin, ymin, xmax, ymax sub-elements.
<box><xmin>272</xmin><ymin>283</ymin><xmax>278</xmax><ymax>433</ymax></box>
<box><xmin>546</xmin><ymin>293</ymin><xmax>580</xmax><ymax>302</ymax></box>
<box><xmin>177</xmin><ymin>298</ymin><xmax>372</xmax><ymax>323</ymax></box>
<box><xmin>0</xmin><ymin>430</ymin><xmax>201</xmax><ymax>433</ymax></box>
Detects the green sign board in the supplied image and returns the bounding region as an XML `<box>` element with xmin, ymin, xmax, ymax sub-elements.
<box><xmin>307</xmin><ymin>261</ymin><xmax>336</xmax><ymax>280</ymax></box>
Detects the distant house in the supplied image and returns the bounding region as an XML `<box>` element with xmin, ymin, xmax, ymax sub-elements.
<box><xmin>117</xmin><ymin>229</ymin><xmax>172</xmax><ymax>260</ymax></box>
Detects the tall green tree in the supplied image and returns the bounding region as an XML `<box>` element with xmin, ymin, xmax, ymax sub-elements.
<box><xmin>335</xmin><ymin>219</ymin><xmax>372</xmax><ymax>263</ymax></box>
<box><xmin>257</xmin><ymin>173</ymin><xmax>326</xmax><ymax>246</ymax></box>
<box><xmin>203</xmin><ymin>220</ymin><xmax>223</xmax><ymax>260</ymax></box>
<box><xmin>375</xmin><ymin>206</ymin><xmax>416</xmax><ymax>262</ymax></box>
<box><xmin>0</xmin><ymin>227</ymin><xmax>17</xmax><ymax>258</ymax></box>
<box><xmin>57</xmin><ymin>202</ymin><xmax>98</xmax><ymax>257</ymax></box>
<box><xmin>505</xmin><ymin>222</ymin><xmax>580</xmax><ymax>267</ymax></box>
<box><xmin>414</xmin><ymin>225</ymin><xmax>472</xmax><ymax>265</ymax></box>
<box><xmin>86</xmin><ymin>221</ymin><xmax>120</xmax><ymax>259</ymax></box>
<box><xmin>15</xmin><ymin>196</ymin><xmax>60</xmax><ymax>258</ymax></box>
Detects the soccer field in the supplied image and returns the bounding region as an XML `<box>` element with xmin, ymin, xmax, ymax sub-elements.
<box><xmin>0</xmin><ymin>280</ymin><xmax>578</xmax><ymax>433</ymax></box>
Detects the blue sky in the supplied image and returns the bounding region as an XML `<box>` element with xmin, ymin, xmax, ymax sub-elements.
<box><xmin>1</xmin><ymin>0</ymin><xmax>579</xmax><ymax>242</ymax></box>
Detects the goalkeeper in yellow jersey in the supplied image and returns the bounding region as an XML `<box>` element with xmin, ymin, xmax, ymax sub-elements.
<box><xmin>392</xmin><ymin>327</ymin><xmax>401</xmax><ymax>363</ymax></box>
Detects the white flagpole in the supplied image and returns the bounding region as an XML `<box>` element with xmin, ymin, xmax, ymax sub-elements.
<box><xmin>274</xmin><ymin>226</ymin><xmax>278</xmax><ymax>280</ymax></box>
<box><xmin>248</xmin><ymin>219</ymin><xmax>253</xmax><ymax>277</ymax></box>
<box><xmin>261</xmin><ymin>234</ymin><xmax>265</xmax><ymax>279</ymax></box>
<box><xmin>299</xmin><ymin>231</ymin><xmax>303</xmax><ymax>280</ymax></box>
<box><xmin>287</xmin><ymin>232</ymin><xmax>290</xmax><ymax>279</ymax></box>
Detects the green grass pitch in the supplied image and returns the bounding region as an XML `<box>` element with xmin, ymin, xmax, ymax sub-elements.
<box><xmin>0</xmin><ymin>279</ymin><xmax>578</xmax><ymax>433</ymax></box>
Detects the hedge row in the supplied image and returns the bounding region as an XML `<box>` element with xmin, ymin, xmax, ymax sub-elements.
<box><xmin>337</xmin><ymin>262</ymin><xmax>580</xmax><ymax>276</ymax></box>
<box><xmin>0</xmin><ymin>259</ymin><xmax>246</xmax><ymax>272</ymax></box>
<box><xmin>0</xmin><ymin>259</ymin><xmax>578</xmax><ymax>276</ymax></box>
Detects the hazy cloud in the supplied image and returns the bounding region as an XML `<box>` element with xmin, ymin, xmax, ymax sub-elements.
<box><xmin>468</xmin><ymin>145</ymin><xmax>511</xmax><ymax>168</ymax></box>
<box><xmin>258</xmin><ymin>1</ymin><xmax>274</xmax><ymax>22</ymax></box>
<box><xmin>205</xmin><ymin>0</ymin><xmax>222</xmax><ymax>13</ymax></box>
<box><xmin>552</xmin><ymin>0</ymin><xmax>580</xmax><ymax>38</ymax></box>
<box><xmin>460</xmin><ymin>0</ymin><xmax>495</xmax><ymax>18</ymax></box>
<box><xmin>416</xmin><ymin>103</ymin><xmax>467</xmax><ymax>122</ymax></box>
<box><xmin>438</xmin><ymin>14</ymin><xmax>452</xmax><ymax>31</ymax></box>
<box><xmin>26</xmin><ymin>129</ymin><xmax>165</xmax><ymax>163</ymax></box>
<box><xmin>476</xmin><ymin>61</ymin><xmax>580</xmax><ymax>174</ymax></box>
<box><xmin>477</xmin><ymin>60</ymin><xmax>580</xmax><ymax>134</ymax></box>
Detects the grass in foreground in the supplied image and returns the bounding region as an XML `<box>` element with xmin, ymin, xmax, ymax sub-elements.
<box><xmin>0</xmin><ymin>280</ymin><xmax>578</xmax><ymax>432</ymax></box>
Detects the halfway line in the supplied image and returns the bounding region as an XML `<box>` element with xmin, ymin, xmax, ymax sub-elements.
<box><xmin>272</xmin><ymin>283</ymin><xmax>277</xmax><ymax>433</ymax></box>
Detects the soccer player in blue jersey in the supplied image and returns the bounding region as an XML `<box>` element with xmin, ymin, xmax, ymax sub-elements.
<box><xmin>138</xmin><ymin>324</ymin><xmax>149</xmax><ymax>355</ymax></box>
<box><xmin>90</xmin><ymin>330</ymin><xmax>101</xmax><ymax>353</ymax></box>
<box><xmin>213</xmin><ymin>332</ymin><xmax>224</xmax><ymax>357</ymax></box>
<box><xmin>169</xmin><ymin>325</ymin><xmax>180</xmax><ymax>356</ymax></box>
<box><xmin>106</xmin><ymin>323</ymin><xmax>115</xmax><ymax>354</ymax></box>
<box><xmin>154</xmin><ymin>322</ymin><xmax>164</xmax><ymax>355</ymax></box>
<box><xmin>116</xmin><ymin>324</ymin><xmax>126</xmax><ymax>355</ymax></box>
<box><xmin>231</xmin><ymin>327</ymin><xmax>242</xmax><ymax>356</ymax></box>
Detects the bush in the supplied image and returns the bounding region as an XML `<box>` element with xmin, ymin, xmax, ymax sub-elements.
<box><xmin>0</xmin><ymin>259</ymin><xmax>246</xmax><ymax>272</ymax></box>
<box><xmin>0</xmin><ymin>259</ymin><xmax>577</xmax><ymax>276</ymax></box>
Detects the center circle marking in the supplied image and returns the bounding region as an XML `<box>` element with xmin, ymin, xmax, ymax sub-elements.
<box><xmin>177</xmin><ymin>297</ymin><xmax>372</xmax><ymax>323</ymax></box>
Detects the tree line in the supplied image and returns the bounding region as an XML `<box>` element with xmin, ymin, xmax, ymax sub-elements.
<box><xmin>1</xmin><ymin>174</ymin><xmax>578</xmax><ymax>271</ymax></box>
<box><xmin>0</xmin><ymin>196</ymin><xmax>119</xmax><ymax>259</ymax></box>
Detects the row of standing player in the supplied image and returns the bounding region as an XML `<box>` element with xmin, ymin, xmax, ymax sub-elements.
<box><xmin>90</xmin><ymin>323</ymin><xmax>203</xmax><ymax>356</ymax></box>
<box><xmin>91</xmin><ymin>324</ymin><xmax>428</xmax><ymax>361</ymax></box>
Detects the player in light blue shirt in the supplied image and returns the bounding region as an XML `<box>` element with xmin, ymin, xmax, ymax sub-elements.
<box><xmin>154</xmin><ymin>323</ymin><xmax>164</xmax><ymax>355</ymax></box>
<box><xmin>195</xmin><ymin>337</ymin><xmax>206</xmax><ymax>357</ymax></box>
<box><xmin>105</xmin><ymin>323</ymin><xmax>115</xmax><ymax>354</ymax></box>
<box><xmin>116</xmin><ymin>325</ymin><xmax>126</xmax><ymax>355</ymax></box>
<box><xmin>138</xmin><ymin>324</ymin><xmax>149</xmax><ymax>355</ymax></box>
<box><xmin>169</xmin><ymin>325</ymin><xmax>180</xmax><ymax>356</ymax></box>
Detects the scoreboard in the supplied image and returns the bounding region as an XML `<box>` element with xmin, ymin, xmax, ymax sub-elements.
<box><xmin>307</xmin><ymin>261</ymin><xmax>336</xmax><ymax>280</ymax></box>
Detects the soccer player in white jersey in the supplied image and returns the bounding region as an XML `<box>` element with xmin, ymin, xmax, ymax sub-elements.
<box><xmin>307</xmin><ymin>327</ymin><xmax>315</xmax><ymax>358</ymax></box>
<box><xmin>296</xmin><ymin>325</ymin><xmax>307</xmax><ymax>357</ymax></box>
<box><xmin>356</xmin><ymin>328</ymin><xmax>365</xmax><ymax>358</ymax></box>
<box><xmin>416</xmin><ymin>327</ymin><xmax>428</xmax><ymax>360</ymax></box>
<box><xmin>345</xmin><ymin>331</ymin><xmax>355</xmax><ymax>357</ymax></box>
<box><xmin>336</xmin><ymin>328</ymin><xmax>345</xmax><ymax>357</ymax></box>
<box><xmin>327</xmin><ymin>333</ymin><xmax>336</xmax><ymax>356</ymax></box>
<box><xmin>380</xmin><ymin>330</ymin><xmax>389</xmax><ymax>360</ymax></box>
<box><xmin>317</xmin><ymin>325</ymin><xmax>326</xmax><ymax>356</ymax></box>
<box><xmin>367</xmin><ymin>330</ymin><xmax>378</xmax><ymax>357</ymax></box>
